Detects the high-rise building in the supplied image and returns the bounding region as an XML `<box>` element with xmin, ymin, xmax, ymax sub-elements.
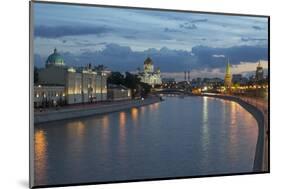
<box><xmin>224</xmin><ymin>60</ymin><xmax>232</xmax><ymax>89</ymax></box>
<box><xmin>256</xmin><ymin>61</ymin><xmax>264</xmax><ymax>81</ymax></box>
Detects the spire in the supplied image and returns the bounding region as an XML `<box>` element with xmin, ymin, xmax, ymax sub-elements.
<box><xmin>224</xmin><ymin>58</ymin><xmax>232</xmax><ymax>89</ymax></box>
<box><xmin>226</xmin><ymin>58</ymin><xmax>231</xmax><ymax>75</ymax></box>
<box><xmin>54</xmin><ymin>48</ymin><xmax>57</xmax><ymax>54</ymax></box>
<box><xmin>258</xmin><ymin>60</ymin><xmax>262</xmax><ymax>68</ymax></box>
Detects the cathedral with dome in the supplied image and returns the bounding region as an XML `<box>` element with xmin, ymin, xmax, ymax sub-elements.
<box><xmin>138</xmin><ymin>57</ymin><xmax>162</xmax><ymax>86</ymax></box>
<box><xmin>34</xmin><ymin>48</ymin><xmax>109</xmax><ymax>107</ymax></box>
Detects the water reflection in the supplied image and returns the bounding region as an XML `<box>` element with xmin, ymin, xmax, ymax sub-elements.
<box><xmin>140</xmin><ymin>106</ymin><xmax>146</xmax><ymax>116</ymax></box>
<box><xmin>118</xmin><ymin>112</ymin><xmax>127</xmax><ymax>152</ymax></box>
<box><xmin>66</xmin><ymin>121</ymin><xmax>85</xmax><ymax>141</ymax></box>
<box><xmin>34</xmin><ymin>97</ymin><xmax>258</xmax><ymax>186</ymax></box>
<box><xmin>148</xmin><ymin>102</ymin><xmax>160</xmax><ymax>112</ymax></box>
<box><xmin>228</xmin><ymin>102</ymin><xmax>238</xmax><ymax>161</ymax></box>
<box><xmin>119</xmin><ymin>112</ymin><xmax>126</xmax><ymax>128</ymax></box>
<box><xmin>203</xmin><ymin>97</ymin><xmax>209</xmax><ymax>126</ymax></box>
<box><xmin>101</xmin><ymin>115</ymin><xmax>110</xmax><ymax>148</ymax></box>
<box><xmin>66</xmin><ymin>121</ymin><xmax>86</xmax><ymax>169</ymax></box>
<box><xmin>201</xmin><ymin>97</ymin><xmax>210</xmax><ymax>161</ymax></box>
<box><xmin>230</xmin><ymin>102</ymin><xmax>237</xmax><ymax>125</ymax></box>
<box><xmin>34</xmin><ymin>130</ymin><xmax>48</xmax><ymax>184</ymax></box>
<box><xmin>131</xmin><ymin>108</ymin><xmax>138</xmax><ymax>123</ymax></box>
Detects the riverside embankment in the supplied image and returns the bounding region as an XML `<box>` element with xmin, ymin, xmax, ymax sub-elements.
<box><xmin>200</xmin><ymin>93</ymin><xmax>267</xmax><ymax>172</ymax></box>
<box><xmin>34</xmin><ymin>97</ymin><xmax>161</xmax><ymax>124</ymax></box>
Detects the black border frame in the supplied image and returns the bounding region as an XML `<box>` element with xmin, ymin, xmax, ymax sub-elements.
<box><xmin>29</xmin><ymin>1</ymin><xmax>270</xmax><ymax>188</ymax></box>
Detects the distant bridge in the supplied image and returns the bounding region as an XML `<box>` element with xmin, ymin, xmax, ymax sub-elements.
<box><xmin>153</xmin><ymin>88</ymin><xmax>188</xmax><ymax>95</ymax></box>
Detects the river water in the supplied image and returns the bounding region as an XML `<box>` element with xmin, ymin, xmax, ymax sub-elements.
<box><xmin>34</xmin><ymin>96</ymin><xmax>258</xmax><ymax>186</ymax></box>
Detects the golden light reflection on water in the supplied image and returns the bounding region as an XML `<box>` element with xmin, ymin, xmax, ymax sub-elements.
<box><xmin>229</xmin><ymin>101</ymin><xmax>238</xmax><ymax>159</ymax></box>
<box><xmin>230</xmin><ymin>102</ymin><xmax>237</xmax><ymax>125</ymax></box>
<box><xmin>101</xmin><ymin>115</ymin><xmax>109</xmax><ymax>135</ymax></box>
<box><xmin>119</xmin><ymin>112</ymin><xmax>126</xmax><ymax>127</ymax></box>
<box><xmin>67</xmin><ymin>121</ymin><xmax>86</xmax><ymax>139</ymax></box>
<box><xmin>101</xmin><ymin>115</ymin><xmax>110</xmax><ymax>148</ymax></box>
<box><xmin>66</xmin><ymin>121</ymin><xmax>86</xmax><ymax>159</ymax></box>
<box><xmin>34</xmin><ymin>130</ymin><xmax>48</xmax><ymax>184</ymax></box>
<box><xmin>119</xmin><ymin>112</ymin><xmax>127</xmax><ymax>146</ymax></box>
<box><xmin>131</xmin><ymin>108</ymin><xmax>138</xmax><ymax>123</ymax></box>
<box><xmin>149</xmin><ymin>102</ymin><xmax>160</xmax><ymax>111</ymax></box>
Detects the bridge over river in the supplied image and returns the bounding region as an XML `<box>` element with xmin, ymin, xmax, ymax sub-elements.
<box><xmin>153</xmin><ymin>88</ymin><xmax>191</xmax><ymax>95</ymax></box>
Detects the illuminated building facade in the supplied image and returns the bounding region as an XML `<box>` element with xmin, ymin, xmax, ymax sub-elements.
<box><xmin>34</xmin><ymin>85</ymin><xmax>65</xmax><ymax>108</ymax></box>
<box><xmin>138</xmin><ymin>57</ymin><xmax>162</xmax><ymax>86</ymax></box>
<box><xmin>35</xmin><ymin>48</ymin><xmax>109</xmax><ymax>106</ymax></box>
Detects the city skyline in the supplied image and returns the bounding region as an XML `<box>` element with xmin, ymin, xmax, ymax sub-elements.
<box><xmin>33</xmin><ymin>3</ymin><xmax>268</xmax><ymax>80</ymax></box>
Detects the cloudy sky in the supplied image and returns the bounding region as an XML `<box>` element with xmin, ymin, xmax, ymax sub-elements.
<box><xmin>33</xmin><ymin>2</ymin><xmax>268</xmax><ymax>80</ymax></box>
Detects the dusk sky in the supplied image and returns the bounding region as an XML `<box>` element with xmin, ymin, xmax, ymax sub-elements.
<box><xmin>33</xmin><ymin>2</ymin><xmax>269</xmax><ymax>80</ymax></box>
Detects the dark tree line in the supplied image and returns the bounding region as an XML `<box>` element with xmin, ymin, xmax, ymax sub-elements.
<box><xmin>34</xmin><ymin>66</ymin><xmax>39</xmax><ymax>84</ymax></box>
<box><xmin>107</xmin><ymin>72</ymin><xmax>151</xmax><ymax>98</ymax></box>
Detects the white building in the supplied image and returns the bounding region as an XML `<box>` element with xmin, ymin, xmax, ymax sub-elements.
<box><xmin>35</xmin><ymin>48</ymin><xmax>109</xmax><ymax>107</ymax></box>
<box><xmin>138</xmin><ymin>57</ymin><xmax>162</xmax><ymax>86</ymax></box>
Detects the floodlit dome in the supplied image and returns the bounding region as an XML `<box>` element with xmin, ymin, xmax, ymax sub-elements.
<box><xmin>144</xmin><ymin>57</ymin><xmax>153</xmax><ymax>65</ymax></box>
<box><xmin>46</xmin><ymin>48</ymin><xmax>65</xmax><ymax>67</ymax></box>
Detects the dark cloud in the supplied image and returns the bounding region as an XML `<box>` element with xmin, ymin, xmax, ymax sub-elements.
<box><xmin>241</xmin><ymin>37</ymin><xmax>267</xmax><ymax>42</ymax></box>
<box><xmin>191</xmin><ymin>18</ymin><xmax>208</xmax><ymax>23</ymax></box>
<box><xmin>252</xmin><ymin>26</ymin><xmax>264</xmax><ymax>30</ymax></box>
<box><xmin>164</xmin><ymin>28</ymin><xmax>182</xmax><ymax>33</ymax></box>
<box><xmin>74</xmin><ymin>41</ymin><xmax>107</xmax><ymax>47</ymax></box>
<box><xmin>179</xmin><ymin>23</ymin><xmax>197</xmax><ymax>30</ymax></box>
<box><xmin>35</xmin><ymin>44</ymin><xmax>268</xmax><ymax>73</ymax></box>
<box><xmin>122</xmin><ymin>35</ymin><xmax>137</xmax><ymax>39</ymax></box>
<box><xmin>34</xmin><ymin>25</ymin><xmax>112</xmax><ymax>38</ymax></box>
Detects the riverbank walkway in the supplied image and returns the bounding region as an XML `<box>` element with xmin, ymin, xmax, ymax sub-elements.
<box><xmin>34</xmin><ymin>97</ymin><xmax>161</xmax><ymax>124</ymax></box>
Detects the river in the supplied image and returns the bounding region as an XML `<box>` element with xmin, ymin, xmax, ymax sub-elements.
<box><xmin>34</xmin><ymin>96</ymin><xmax>258</xmax><ymax>186</ymax></box>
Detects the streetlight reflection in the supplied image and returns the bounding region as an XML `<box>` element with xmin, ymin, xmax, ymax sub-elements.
<box><xmin>202</xmin><ymin>97</ymin><xmax>210</xmax><ymax>152</ymax></box>
<box><xmin>131</xmin><ymin>108</ymin><xmax>139</xmax><ymax>123</ymax></box>
<box><xmin>34</xmin><ymin>130</ymin><xmax>48</xmax><ymax>184</ymax></box>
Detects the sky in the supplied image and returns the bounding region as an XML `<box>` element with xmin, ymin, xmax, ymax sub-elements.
<box><xmin>33</xmin><ymin>2</ymin><xmax>269</xmax><ymax>80</ymax></box>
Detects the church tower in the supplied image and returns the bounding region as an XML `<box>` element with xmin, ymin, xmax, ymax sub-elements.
<box><xmin>224</xmin><ymin>59</ymin><xmax>232</xmax><ymax>90</ymax></box>
<box><xmin>144</xmin><ymin>57</ymin><xmax>154</xmax><ymax>73</ymax></box>
<box><xmin>256</xmin><ymin>60</ymin><xmax>264</xmax><ymax>81</ymax></box>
